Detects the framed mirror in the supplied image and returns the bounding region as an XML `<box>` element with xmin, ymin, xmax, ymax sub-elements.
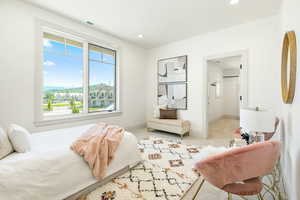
<box><xmin>158</xmin><ymin>83</ymin><xmax>187</xmax><ymax>110</ymax></box>
<box><xmin>281</xmin><ymin>31</ymin><xmax>297</xmax><ymax>104</ymax></box>
<box><xmin>157</xmin><ymin>55</ymin><xmax>188</xmax><ymax>110</ymax></box>
<box><xmin>158</xmin><ymin>56</ymin><xmax>187</xmax><ymax>83</ymax></box>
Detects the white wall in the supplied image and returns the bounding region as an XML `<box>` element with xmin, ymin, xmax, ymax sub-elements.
<box><xmin>207</xmin><ymin>62</ymin><xmax>223</xmax><ymax>122</ymax></box>
<box><xmin>280</xmin><ymin>0</ymin><xmax>300</xmax><ymax>199</ymax></box>
<box><xmin>0</xmin><ymin>0</ymin><xmax>297</xmax><ymax>197</ymax></box>
<box><xmin>223</xmin><ymin>77</ymin><xmax>240</xmax><ymax>117</ymax></box>
<box><xmin>0</xmin><ymin>0</ymin><xmax>147</xmax><ymax>132</ymax></box>
<box><xmin>146</xmin><ymin>16</ymin><xmax>282</xmax><ymax>137</ymax></box>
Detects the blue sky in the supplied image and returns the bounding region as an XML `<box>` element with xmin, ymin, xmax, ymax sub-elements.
<box><xmin>43</xmin><ymin>39</ymin><xmax>115</xmax><ymax>88</ymax></box>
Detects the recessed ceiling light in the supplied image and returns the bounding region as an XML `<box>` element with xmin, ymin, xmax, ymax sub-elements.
<box><xmin>229</xmin><ymin>0</ymin><xmax>239</xmax><ymax>5</ymax></box>
<box><xmin>85</xmin><ymin>21</ymin><xmax>94</xmax><ymax>25</ymax></box>
<box><xmin>138</xmin><ymin>34</ymin><xmax>144</xmax><ymax>39</ymax></box>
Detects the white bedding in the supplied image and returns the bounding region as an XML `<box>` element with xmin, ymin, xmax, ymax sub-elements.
<box><xmin>0</xmin><ymin>124</ymin><xmax>142</xmax><ymax>200</ymax></box>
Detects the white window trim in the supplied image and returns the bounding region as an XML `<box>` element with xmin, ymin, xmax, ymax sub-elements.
<box><xmin>34</xmin><ymin>20</ymin><xmax>121</xmax><ymax>127</ymax></box>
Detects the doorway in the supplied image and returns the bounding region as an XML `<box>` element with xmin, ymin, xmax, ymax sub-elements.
<box><xmin>204</xmin><ymin>51</ymin><xmax>248</xmax><ymax>138</ymax></box>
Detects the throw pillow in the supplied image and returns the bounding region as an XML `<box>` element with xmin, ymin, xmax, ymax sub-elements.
<box><xmin>153</xmin><ymin>105</ymin><xmax>167</xmax><ymax>118</ymax></box>
<box><xmin>0</xmin><ymin>127</ymin><xmax>13</xmax><ymax>159</ymax></box>
<box><xmin>193</xmin><ymin>146</ymin><xmax>233</xmax><ymax>165</ymax></box>
<box><xmin>159</xmin><ymin>109</ymin><xmax>177</xmax><ymax>119</ymax></box>
<box><xmin>8</xmin><ymin>124</ymin><xmax>31</xmax><ymax>153</ymax></box>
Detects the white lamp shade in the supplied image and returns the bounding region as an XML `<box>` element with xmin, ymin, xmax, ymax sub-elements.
<box><xmin>240</xmin><ymin>108</ymin><xmax>275</xmax><ymax>133</ymax></box>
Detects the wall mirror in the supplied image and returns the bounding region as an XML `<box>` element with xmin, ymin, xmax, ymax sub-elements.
<box><xmin>281</xmin><ymin>31</ymin><xmax>297</xmax><ymax>104</ymax></box>
<box><xmin>158</xmin><ymin>55</ymin><xmax>188</xmax><ymax>109</ymax></box>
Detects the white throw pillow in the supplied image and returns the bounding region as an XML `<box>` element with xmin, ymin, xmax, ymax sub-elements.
<box><xmin>153</xmin><ymin>105</ymin><xmax>167</xmax><ymax>118</ymax></box>
<box><xmin>0</xmin><ymin>127</ymin><xmax>13</xmax><ymax>159</ymax></box>
<box><xmin>8</xmin><ymin>124</ymin><xmax>31</xmax><ymax>153</ymax></box>
<box><xmin>193</xmin><ymin>146</ymin><xmax>233</xmax><ymax>165</ymax></box>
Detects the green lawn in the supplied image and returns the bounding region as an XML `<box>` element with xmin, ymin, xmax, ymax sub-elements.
<box><xmin>43</xmin><ymin>102</ymin><xmax>82</xmax><ymax>109</ymax></box>
<box><xmin>42</xmin><ymin>103</ymin><xmax>108</xmax><ymax>111</ymax></box>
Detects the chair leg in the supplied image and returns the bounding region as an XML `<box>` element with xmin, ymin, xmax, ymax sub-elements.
<box><xmin>257</xmin><ymin>193</ymin><xmax>263</xmax><ymax>200</ymax></box>
<box><xmin>228</xmin><ymin>192</ymin><xmax>232</xmax><ymax>200</ymax></box>
<box><xmin>192</xmin><ymin>179</ymin><xmax>205</xmax><ymax>200</ymax></box>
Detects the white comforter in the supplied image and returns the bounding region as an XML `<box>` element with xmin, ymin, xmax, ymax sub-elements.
<box><xmin>0</xmin><ymin>124</ymin><xmax>141</xmax><ymax>200</ymax></box>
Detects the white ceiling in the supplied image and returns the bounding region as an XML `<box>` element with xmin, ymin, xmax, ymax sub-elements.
<box><xmin>23</xmin><ymin>0</ymin><xmax>282</xmax><ymax>48</ymax></box>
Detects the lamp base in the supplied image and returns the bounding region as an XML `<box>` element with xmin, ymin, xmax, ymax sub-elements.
<box><xmin>254</xmin><ymin>132</ymin><xmax>265</xmax><ymax>143</ymax></box>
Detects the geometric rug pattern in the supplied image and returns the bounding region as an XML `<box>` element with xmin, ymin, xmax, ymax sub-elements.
<box><xmin>77</xmin><ymin>137</ymin><xmax>287</xmax><ymax>200</ymax></box>
<box><xmin>82</xmin><ymin>137</ymin><xmax>203</xmax><ymax>200</ymax></box>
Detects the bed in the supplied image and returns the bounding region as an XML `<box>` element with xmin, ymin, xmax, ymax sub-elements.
<box><xmin>0</xmin><ymin>124</ymin><xmax>142</xmax><ymax>200</ymax></box>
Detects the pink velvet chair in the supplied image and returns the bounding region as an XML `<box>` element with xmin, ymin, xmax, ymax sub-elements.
<box><xmin>194</xmin><ymin>141</ymin><xmax>281</xmax><ymax>199</ymax></box>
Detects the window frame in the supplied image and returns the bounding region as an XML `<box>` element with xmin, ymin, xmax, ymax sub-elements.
<box><xmin>87</xmin><ymin>43</ymin><xmax>117</xmax><ymax>114</ymax></box>
<box><xmin>34</xmin><ymin>22</ymin><xmax>121</xmax><ymax>127</ymax></box>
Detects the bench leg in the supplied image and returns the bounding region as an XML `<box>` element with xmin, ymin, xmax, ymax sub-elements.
<box><xmin>147</xmin><ymin>127</ymin><xmax>153</xmax><ymax>132</ymax></box>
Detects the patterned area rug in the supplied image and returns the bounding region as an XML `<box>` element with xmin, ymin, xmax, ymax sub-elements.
<box><xmin>76</xmin><ymin>137</ymin><xmax>287</xmax><ymax>200</ymax></box>
<box><xmin>80</xmin><ymin>137</ymin><xmax>202</xmax><ymax>200</ymax></box>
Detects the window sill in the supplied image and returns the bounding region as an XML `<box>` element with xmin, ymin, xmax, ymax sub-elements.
<box><xmin>34</xmin><ymin>111</ymin><xmax>122</xmax><ymax>127</ymax></box>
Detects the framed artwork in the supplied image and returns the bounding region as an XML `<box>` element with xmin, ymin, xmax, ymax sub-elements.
<box><xmin>157</xmin><ymin>55</ymin><xmax>188</xmax><ymax>110</ymax></box>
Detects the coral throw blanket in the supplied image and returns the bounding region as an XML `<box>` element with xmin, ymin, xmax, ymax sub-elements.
<box><xmin>71</xmin><ymin>123</ymin><xmax>124</xmax><ymax>180</ymax></box>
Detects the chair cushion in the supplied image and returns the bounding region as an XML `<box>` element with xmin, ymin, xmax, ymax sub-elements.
<box><xmin>222</xmin><ymin>177</ymin><xmax>263</xmax><ymax>195</ymax></box>
<box><xmin>193</xmin><ymin>146</ymin><xmax>231</xmax><ymax>163</ymax></box>
<box><xmin>148</xmin><ymin>118</ymin><xmax>187</xmax><ymax>127</ymax></box>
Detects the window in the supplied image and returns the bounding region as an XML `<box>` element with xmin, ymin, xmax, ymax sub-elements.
<box><xmin>88</xmin><ymin>44</ymin><xmax>116</xmax><ymax>112</ymax></box>
<box><xmin>41</xmin><ymin>29</ymin><xmax>117</xmax><ymax>118</ymax></box>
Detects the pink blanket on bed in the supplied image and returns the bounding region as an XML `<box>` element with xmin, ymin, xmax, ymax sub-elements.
<box><xmin>71</xmin><ymin>123</ymin><xmax>124</xmax><ymax>180</ymax></box>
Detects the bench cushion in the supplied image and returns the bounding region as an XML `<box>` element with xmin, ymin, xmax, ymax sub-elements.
<box><xmin>148</xmin><ymin>118</ymin><xmax>188</xmax><ymax>127</ymax></box>
<box><xmin>147</xmin><ymin>118</ymin><xmax>190</xmax><ymax>135</ymax></box>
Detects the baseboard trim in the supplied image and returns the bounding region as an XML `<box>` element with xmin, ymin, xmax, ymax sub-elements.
<box><xmin>125</xmin><ymin>122</ymin><xmax>147</xmax><ymax>131</ymax></box>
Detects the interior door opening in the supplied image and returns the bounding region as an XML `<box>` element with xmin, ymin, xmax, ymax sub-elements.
<box><xmin>206</xmin><ymin>55</ymin><xmax>244</xmax><ymax>139</ymax></box>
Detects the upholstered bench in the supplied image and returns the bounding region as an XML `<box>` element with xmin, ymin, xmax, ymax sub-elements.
<box><xmin>147</xmin><ymin>118</ymin><xmax>190</xmax><ymax>138</ymax></box>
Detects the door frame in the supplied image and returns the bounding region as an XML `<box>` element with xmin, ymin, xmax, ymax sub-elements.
<box><xmin>203</xmin><ymin>49</ymin><xmax>249</xmax><ymax>138</ymax></box>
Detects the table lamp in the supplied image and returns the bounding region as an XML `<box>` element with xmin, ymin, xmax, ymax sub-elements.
<box><xmin>240</xmin><ymin>107</ymin><xmax>275</xmax><ymax>144</ymax></box>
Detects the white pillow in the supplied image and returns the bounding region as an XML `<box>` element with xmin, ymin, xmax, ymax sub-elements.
<box><xmin>153</xmin><ymin>105</ymin><xmax>167</xmax><ymax>118</ymax></box>
<box><xmin>0</xmin><ymin>127</ymin><xmax>13</xmax><ymax>159</ymax></box>
<box><xmin>8</xmin><ymin>124</ymin><xmax>31</xmax><ymax>153</ymax></box>
<box><xmin>193</xmin><ymin>146</ymin><xmax>233</xmax><ymax>165</ymax></box>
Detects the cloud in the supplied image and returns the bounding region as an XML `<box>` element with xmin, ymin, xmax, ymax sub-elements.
<box><xmin>43</xmin><ymin>39</ymin><xmax>53</xmax><ymax>47</ymax></box>
<box><xmin>43</xmin><ymin>60</ymin><xmax>56</xmax><ymax>67</ymax></box>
